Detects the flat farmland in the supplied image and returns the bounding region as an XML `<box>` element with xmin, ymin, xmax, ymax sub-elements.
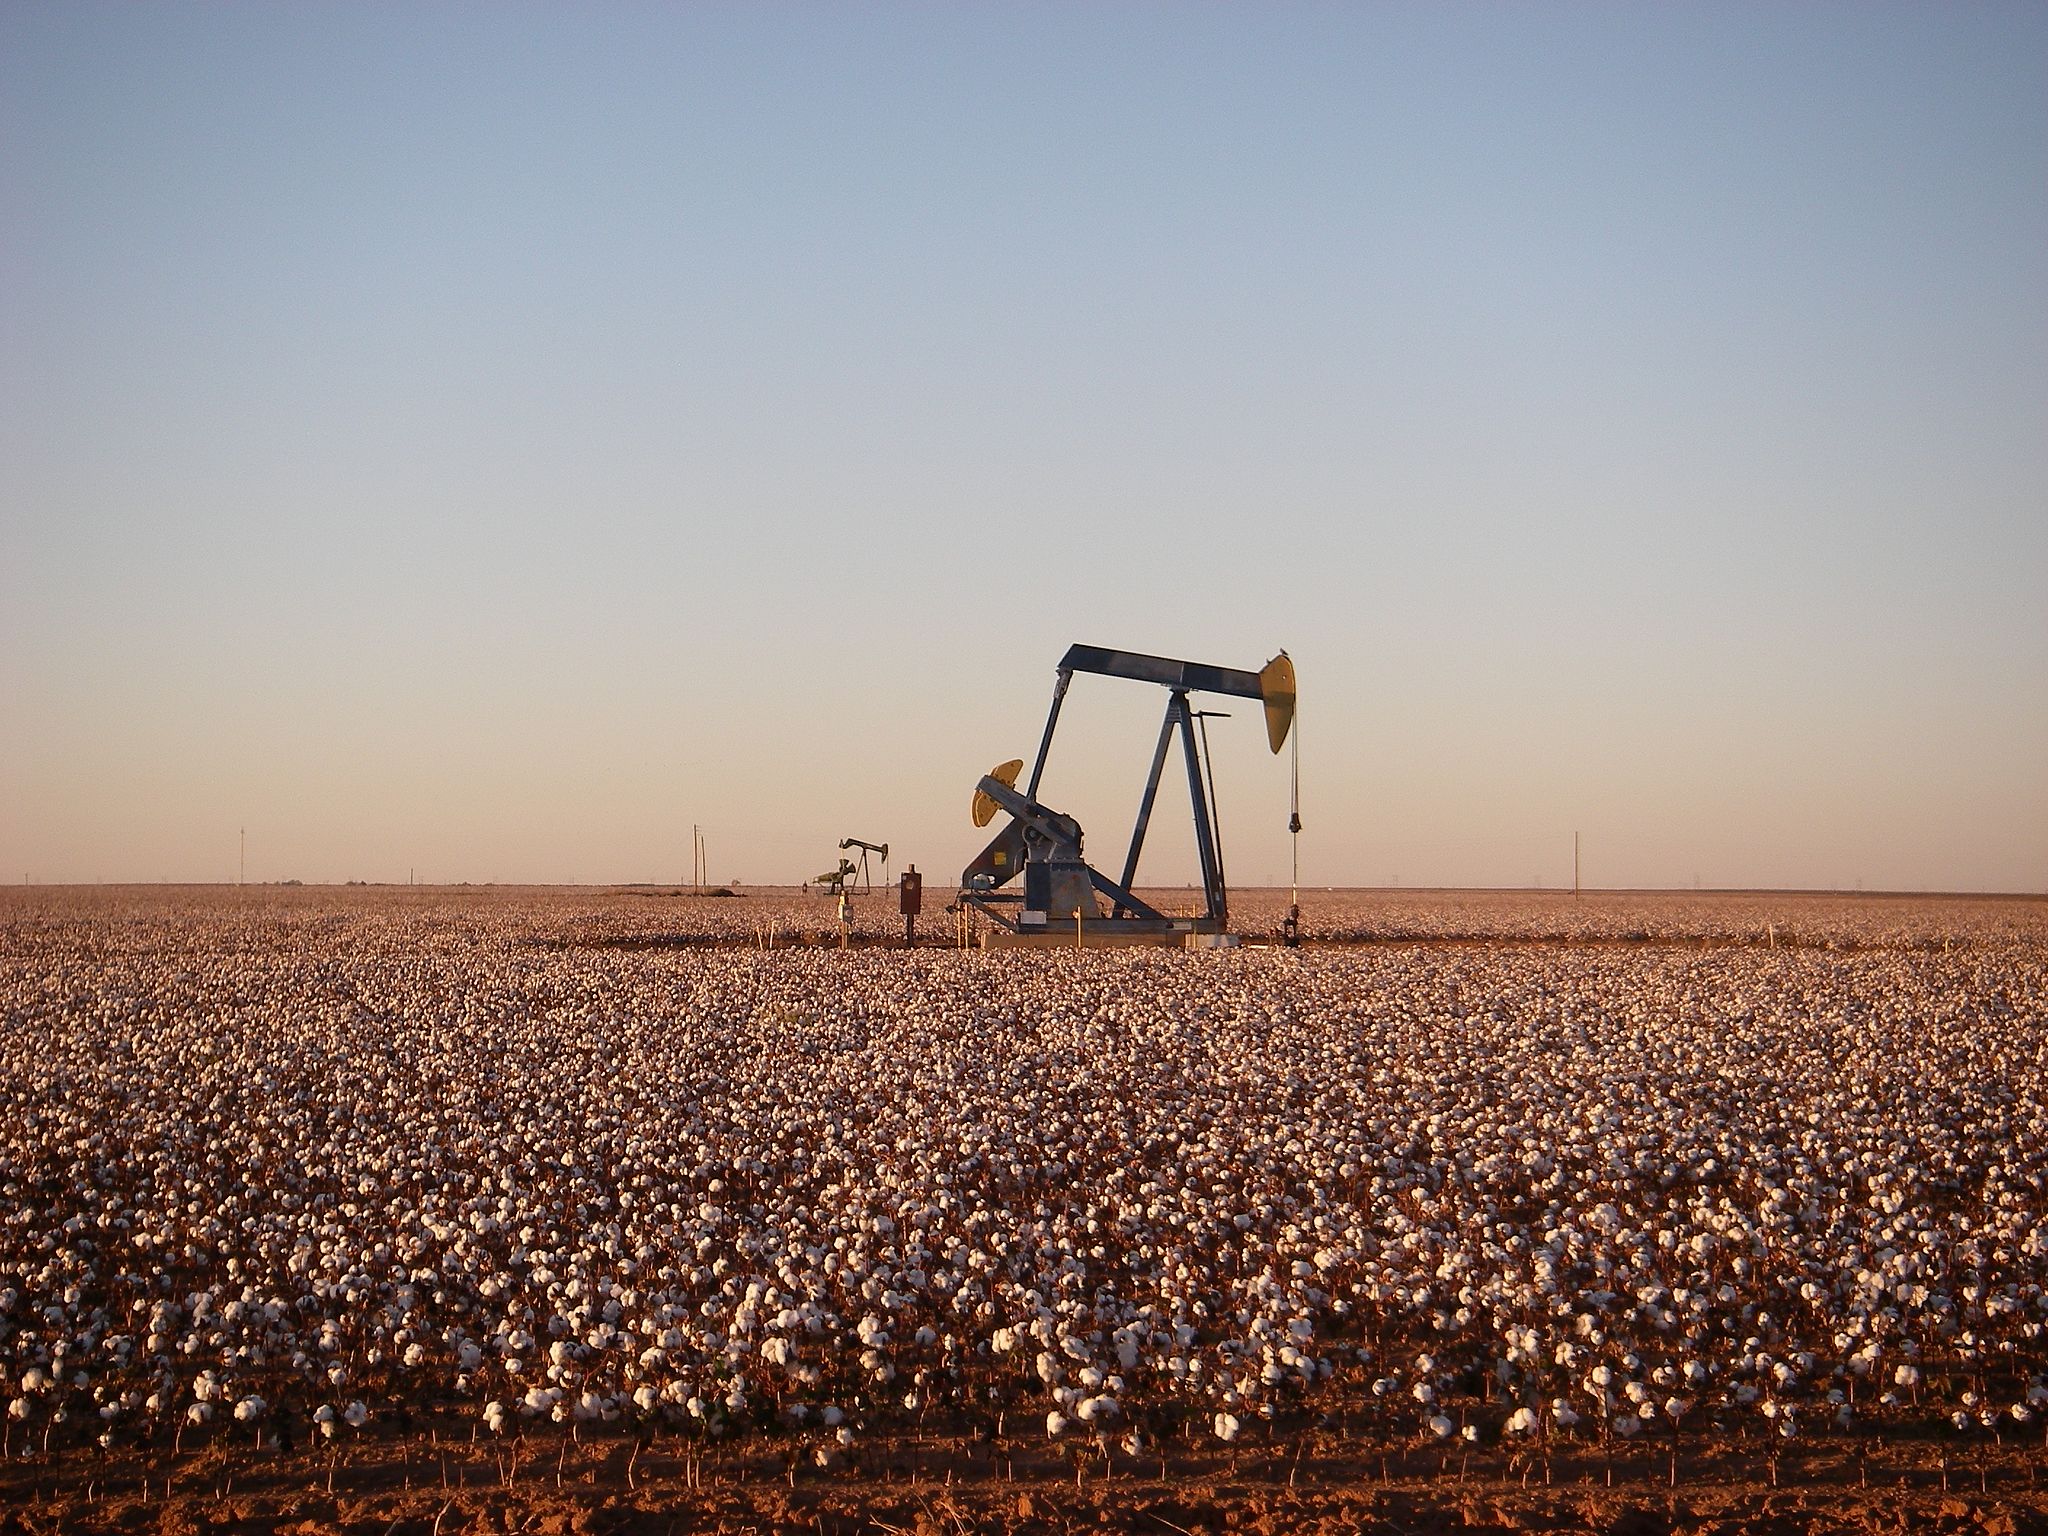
<box><xmin>1</xmin><ymin>884</ymin><xmax>2044</xmax><ymax>1534</ymax></box>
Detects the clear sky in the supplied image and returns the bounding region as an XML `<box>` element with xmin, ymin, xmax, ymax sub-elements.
<box><xmin>3</xmin><ymin>2</ymin><xmax>2044</xmax><ymax>892</ymax></box>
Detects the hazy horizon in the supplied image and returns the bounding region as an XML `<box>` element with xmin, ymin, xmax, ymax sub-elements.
<box><xmin>5</xmin><ymin>4</ymin><xmax>2044</xmax><ymax>894</ymax></box>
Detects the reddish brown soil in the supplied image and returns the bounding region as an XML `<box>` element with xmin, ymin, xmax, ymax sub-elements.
<box><xmin>6</xmin><ymin>1434</ymin><xmax>2046</xmax><ymax>1535</ymax></box>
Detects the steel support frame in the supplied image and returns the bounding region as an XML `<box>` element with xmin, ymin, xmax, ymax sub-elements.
<box><xmin>1111</xmin><ymin>689</ymin><xmax>1226</xmax><ymax>930</ymax></box>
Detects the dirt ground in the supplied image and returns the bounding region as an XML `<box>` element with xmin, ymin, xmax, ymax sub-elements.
<box><xmin>7</xmin><ymin>1433</ymin><xmax>2048</xmax><ymax>1535</ymax></box>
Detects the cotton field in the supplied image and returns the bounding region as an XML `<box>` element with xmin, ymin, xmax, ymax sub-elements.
<box><xmin>1</xmin><ymin>885</ymin><xmax>2044</xmax><ymax>1480</ymax></box>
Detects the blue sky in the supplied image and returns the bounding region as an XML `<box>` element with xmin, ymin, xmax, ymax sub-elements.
<box><xmin>3</xmin><ymin>2</ymin><xmax>2044</xmax><ymax>889</ymax></box>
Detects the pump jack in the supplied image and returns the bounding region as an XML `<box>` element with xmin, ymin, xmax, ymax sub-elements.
<box><xmin>958</xmin><ymin>644</ymin><xmax>1295</xmax><ymax>945</ymax></box>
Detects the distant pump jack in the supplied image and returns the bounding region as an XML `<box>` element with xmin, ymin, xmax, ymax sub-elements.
<box><xmin>813</xmin><ymin>840</ymin><xmax>887</xmax><ymax>895</ymax></box>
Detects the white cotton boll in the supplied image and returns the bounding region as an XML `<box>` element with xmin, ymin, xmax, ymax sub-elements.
<box><xmin>483</xmin><ymin>1402</ymin><xmax>508</xmax><ymax>1434</ymax></box>
<box><xmin>633</xmin><ymin>1386</ymin><xmax>658</xmax><ymax>1414</ymax></box>
<box><xmin>9</xmin><ymin>1399</ymin><xmax>31</xmax><ymax>1422</ymax></box>
<box><xmin>1428</xmin><ymin>1414</ymin><xmax>1455</xmax><ymax>1439</ymax></box>
<box><xmin>1046</xmin><ymin>1410</ymin><xmax>1069</xmax><ymax>1438</ymax></box>
<box><xmin>344</xmin><ymin>1401</ymin><xmax>368</xmax><ymax>1428</ymax></box>
<box><xmin>1505</xmin><ymin>1407</ymin><xmax>1537</xmax><ymax>1435</ymax></box>
<box><xmin>1213</xmin><ymin>1412</ymin><xmax>1241</xmax><ymax>1443</ymax></box>
<box><xmin>1895</xmin><ymin>1364</ymin><xmax>1921</xmax><ymax>1388</ymax></box>
<box><xmin>186</xmin><ymin>1402</ymin><xmax>211</xmax><ymax>1425</ymax></box>
<box><xmin>1614</xmin><ymin>1415</ymin><xmax>1641</xmax><ymax>1438</ymax></box>
<box><xmin>233</xmin><ymin>1396</ymin><xmax>265</xmax><ymax>1423</ymax></box>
